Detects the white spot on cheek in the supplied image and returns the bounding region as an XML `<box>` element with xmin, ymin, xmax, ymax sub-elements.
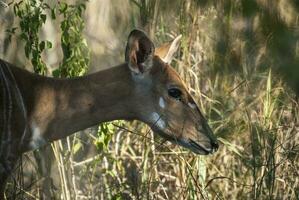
<box><xmin>159</xmin><ymin>97</ymin><xmax>166</xmax><ymax>109</ymax></box>
<box><xmin>151</xmin><ymin>112</ymin><xmax>166</xmax><ymax>129</ymax></box>
<box><xmin>29</xmin><ymin>123</ymin><xmax>46</xmax><ymax>150</ymax></box>
<box><xmin>188</xmin><ymin>102</ymin><xmax>197</xmax><ymax>109</ymax></box>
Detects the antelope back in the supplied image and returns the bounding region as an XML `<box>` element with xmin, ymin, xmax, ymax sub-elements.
<box><xmin>0</xmin><ymin>60</ymin><xmax>28</xmax><ymax>169</ymax></box>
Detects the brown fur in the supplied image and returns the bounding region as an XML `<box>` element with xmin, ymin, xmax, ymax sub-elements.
<box><xmin>0</xmin><ymin>29</ymin><xmax>218</xmax><ymax>196</ymax></box>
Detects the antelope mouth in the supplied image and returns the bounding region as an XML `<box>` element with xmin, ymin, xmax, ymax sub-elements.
<box><xmin>188</xmin><ymin>139</ymin><xmax>212</xmax><ymax>155</ymax></box>
<box><xmin>177</xmin><ymin>139</ymin><xmax>212</xmax><ymax>155</ymax></box>
<box><xmin>152</xmin><ymin>127</ymin><xmax>213</xmax><ymax>155</ymax></box>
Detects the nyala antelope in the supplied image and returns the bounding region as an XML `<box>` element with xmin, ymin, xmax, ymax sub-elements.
<box><xmin>0</xmin><ymin>29</ymin><xmax>218</xmax><ymax>196</ymax></box>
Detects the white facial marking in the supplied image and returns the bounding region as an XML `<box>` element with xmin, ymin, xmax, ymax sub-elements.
<box><xmin>30</xmin><ymin>123</ymin><xmax>46</xmax><ymax>150</ymax></box>
<box><xmin>151</xmin><ymin>112</ymin><xmax>166</xmax><ymax>129</ymax></box>
<box><xmin>188</xmin><ymin>102</ymin><xmax>197</xmax><ymax>109</ymax></box>
<box><xmin>159</xmin><ymin>97</ymin><xmax>166</xmax><ymax>109</ymax></box>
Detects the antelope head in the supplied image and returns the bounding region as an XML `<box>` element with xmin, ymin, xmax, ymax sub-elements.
<box><xmin>125</xmin><ymin>30</ymin><xmax>218</xmax><ymax>155</ymax></box>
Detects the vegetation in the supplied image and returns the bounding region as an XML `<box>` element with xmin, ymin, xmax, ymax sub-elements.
<box><xmin>1</xmin><ymin>0</ymin><xmax>299</xmax><ymax>199</ymax></box>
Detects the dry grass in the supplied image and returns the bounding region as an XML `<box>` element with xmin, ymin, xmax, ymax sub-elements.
<box><xmin>2</xmin><ymin>0</ymin><xmax>299</xmax><ymax>199</ymax></box>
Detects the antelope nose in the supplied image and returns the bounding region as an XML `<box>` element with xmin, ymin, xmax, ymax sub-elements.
<box><xmin>211</xmin><ymin>140</ymin><xmax>219</xmax><ymax>153</ymax></box>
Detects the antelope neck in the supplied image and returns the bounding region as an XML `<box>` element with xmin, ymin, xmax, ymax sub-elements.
<box><xmin>12</xmin><ymin>63</ymin><xmax>136</xmax><ymax>145</ymax></box>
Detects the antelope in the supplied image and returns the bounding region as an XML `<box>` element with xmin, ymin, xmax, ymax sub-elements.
<box><xmin>0</xmin><ymin>29</ymin><xmax>218</xmax><ymax>196</ymax></box>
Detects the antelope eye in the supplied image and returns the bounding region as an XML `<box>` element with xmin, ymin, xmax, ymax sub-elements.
<box><xmin>168</xmin><ymin>88</ymin><xmax>182</xmax><ymax>100</ymax></box>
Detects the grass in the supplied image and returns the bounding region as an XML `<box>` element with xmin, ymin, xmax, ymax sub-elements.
<box><xmin>3</xmin><ymin>0</ymin><xmax>299</xmax><ymax>199</ymax></box>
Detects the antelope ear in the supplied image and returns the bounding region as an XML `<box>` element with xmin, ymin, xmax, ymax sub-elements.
<box><xmin>155</xmin><ymin>35</ymin><xmax>182</xmax><ymax>64</ymax></box>
<box><xmin>125</xmin><ymin>29</ymin><xmax>155</xmax><ymax>74</ymax></box>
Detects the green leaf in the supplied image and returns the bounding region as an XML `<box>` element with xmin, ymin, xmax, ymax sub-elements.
<box><xmin>107</xmin><ymin>124</ymin><xmax>114</xmax><ymax>133</ymax></box>
<box><xmin>51</xmin><ymin>8</ymin><xmax>56</xmax><ymax>19</ymax></box>
<box><xmin>39</xmin><ymin>41</ymin><xmax>45</xmax><ymax>51</ymax></box>
<box><xmin>40</xmin><ymin>14</ymin><xmax>46</xmax><ymax>23</ymax></box>
<box><xmin>20</xmin><ymin>33</ymin><xmax>28</xmax><ymax>41</ymax></box>
<box><xmin>72</xmin><ymin>142</ymin><xmax>82</xmax><ymax>154</ymax></box>
<box><xmin>59</xmin><ymin>2</ymin><xmax>68</xmax><ymax>13</ymax></box>
<box><xmin>45</xmin><ymin>40</ymin><xmax>52</xmax><ymax>49</ymax></box>
<box><xmin>52</xmin><ymin>69</ymin><xmax>61</xmax><ymax>78</ymax></box>
<box><xmin>31</xmin><ymin>58</ymin><xmax>37</xmax><ymax>68</ymax></box>
<box><xmin>24</xmin><ymin>43</ymin><xmax>31</xmax><ymax>58</ymax></box>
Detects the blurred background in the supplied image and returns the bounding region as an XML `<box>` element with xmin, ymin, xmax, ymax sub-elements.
<box><xmin>1</xmin><ymin>0</ymin><xmax>299</xmax><ymax>199</ymax></box>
